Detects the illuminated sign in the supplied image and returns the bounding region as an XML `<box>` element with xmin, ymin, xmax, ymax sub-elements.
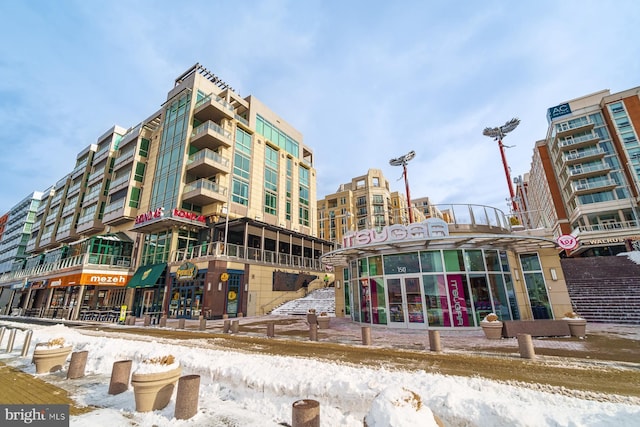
<box><xmin>176</xmin><ymin>262</ymin><xmax>197</xmax><ymax>281</ymax></box>
<box><xmin>557</xmin><ymin>234</ymin><xmax>578</xmax><ymax>250</ymax></box>
<box><xmin>135</xmin><ymin>207</ymin><xmax>206</xmax><ymax>225</ymax></box>
<box><xmin>135</xmin><ymin>207</ymin><xmax>164</xmax><ymax>224</ymax></box>
<box><xmin>47</xmin><ymin>273</ymin><xmax>130</xmax><ymax>287</ymax></box>
<box><xmin>547</xmin><ymin>103</ymin><xmax>572</xmax><ymax>121</ymax></box>
<box><xmin>342</xmin><ymin>218</ymin><xmax>449</xmax><ymax>249</ymax></box>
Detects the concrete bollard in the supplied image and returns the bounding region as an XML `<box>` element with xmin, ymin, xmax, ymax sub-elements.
<box><xmin>222</xmin><ymin>314</ymin><xmax>229</xmax><ymax>319</ymax></box>
<box><xmin>6</xmin><ymin>329</ymin><xmax>16</xmax><ymax>352</ymax></box>
<box><xmin>361</xmin><ymin>326</ymin><xmax>371</xmax><ymax>346</ymax></box>
<box><xmin>199</xmin><ymin>315</ymin><xmax>206</xmax><ymax>331</ymax></box>
<box><xmin>67</xmin><ymin>350</ymin><xmax>88</xmax><ymax>379</ymax></box>
<box><xmin>126</xmin><ymin>315</ymin><xmax>135</xmax><ymax>326</ymax></box>
<box><xmin>21</xmin><ymin>330</ymin><xmax>33</xmax><ymax>357</ymax></box>
<box><xmin>428</xmin><ymin>330</ymin><xmax>442</xmax><ymax>352</ymax></box>
<box><xmin>143</xmin><ymin>315</ymin><xmax>151</xmax><ymax>327</ymax></box>
<box><xmin>309</xmin><ymin>324</ymin><xmax>318</xmax><ymax>342</ymax></box>
<box><xmin>266</xmin><ymin>321</ymin><xmax>275</xmax><ymax>338</ymax></box>
<box><xmin>0</xmin><ymin>326</ymin><xmax>5</xmax><ymax>345</ymax></box>
<box><xmin>174</xmin><ymin>374</ymin><xmax>200</xmax><ymax>420</ymax></box>
<box><xmin>238</xmin><ymin>312</ymin><xmax>244</xmax><ymax>318</ymax></box>
<box><xmin>178</xmin><ymin>318</ymin><xmax>186</xmax><ymax>329</ymax></box>
<box><xmin>231</xmin><ymin>320</ymin><xmax>239</xmax><ymax>334</ymax></box>
<box><xmin>292</xmin><ymin>399</ymin><xmax>320</xmax><ymax>427</ymax></box>
<box><xmin>108</xmin><ymin>360</ymin><xmax>133</xmax><ymax>395</ymax></box>
<box><xmin>159</xmin><ymin>315</ymin><xmax>167</xmax><ymax>327</ymax></box>
<box><xmin>517</xmin><ymin>333</ymin><xmax>536</xmax><ymax>359</ymax></box>
<box><xmin>223</xmin><ymin>319</ymin><xmax>231</xmax><ymax>333</ymax></box>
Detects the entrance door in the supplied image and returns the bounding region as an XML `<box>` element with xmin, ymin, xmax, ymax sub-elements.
<box><xmin>386</xmin><ymin>276</ymin><xmax>426</xmax><ymax>329</ymax></box>
<box><xmin>142</xmin><ymin>290</ymin><xmax>154</xmax><ymax>315</ymax></box>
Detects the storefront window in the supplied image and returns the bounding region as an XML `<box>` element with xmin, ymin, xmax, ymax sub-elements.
<box><xmin>469</xmin><ymin>274</ymin><xmax>491</xmax><ymax>324</ymax></box>
<box><xmin>359</xmin><ymin>278</ymin><xmax>371</xmax><ymax>323</ymax></box>
<box><xmin>368</xmin><ymin>256</ymin><xmax>383</xmax><ymax>276</ymax></box>
<box><xmin>423</xmin><ymin>275</ymin><xmax>447</xmax><ymax>326</ymax></box>
<box><xmin>369</xmin><ymin>277</ymin><xmax>386</xmax><ymax>324</ymax></box>
<box><xmin>484</xmin><ymin>250</ymin><xmax>501</xmax><ymax>271</ymax></box>
<box><xmin>443</xmin><ymin>250</ymin><xmax>465</xmax><ymax>272</ymax></box>
<box><xmin>358</xmin><ymin>258</ymin><xmax>369</xmax><ymax>277</ymax></box>
<box><xmin>464</xmin><ymin>250</ymin><xmax>485</xmax><ymax>271</ymax></box>
<box><xmin>504</xmin><ymin>274</ymin><xmax>520</xmax><ymax>320</ymax></box>
<box><xmin>420</xmin><ymin>251</ymin><xmax>443</xmax><ymax>272</ymax></box>
<box><xmin>445</xmin><ymin>274</ymin><xmax>472</xmax><ymax>326</ymax></box>
<box><xmin>383</xmin><ymin>252</ymin><xmax>420</xmax><ymax>275</ymax></box>
<box><xmin>520</xmin><ymin>253</ymin><xmax>552</xmax><ymax>319</ymax></box>
<box><xmin>343</xmin><ymin>267</ymin><xmax>351</xmax><ymax>316</ymax></box>
<box><xmin>488</xmin><ymin>274</ymin><xmax>511</xmax><ymax>320</ymax></box>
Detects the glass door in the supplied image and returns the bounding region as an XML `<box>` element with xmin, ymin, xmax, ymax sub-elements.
<box><xmin>142</xmin><ymin>290</ymin><xmax>154</xmax><ymax>314</ymax></box>
<box><xmin>386</xmin><ymin>276</ymin><xmax>426</xmax><ymax>328</ymax></box>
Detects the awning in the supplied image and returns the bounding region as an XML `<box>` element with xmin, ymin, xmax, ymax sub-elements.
<box><xmin>126</xmin><ymin>263</ymin><xmax>167</xmax><ymax>288</ymax></box>
<box><xmin>95</xmin><ymin>232</ymin><xmax>134</xmax><ymax>242</ymax></box>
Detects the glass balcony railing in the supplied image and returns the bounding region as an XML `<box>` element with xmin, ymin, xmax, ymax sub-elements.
<box><xmin>187</xmin><ymin>149</ymin><xmax>230</xmax><ymax>168</ymax></box>
<box><xmin>191</xmin><ymin>120</ymin><xmax>232</xmax><ymax>140</ymax></box>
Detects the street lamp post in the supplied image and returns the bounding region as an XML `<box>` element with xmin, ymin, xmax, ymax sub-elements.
<box><xmin>389</xmin><ymin>150</ymin><xmax>416</xmax><ymax>224</ymax></box>
<box><xmin>483</xmin><ymin>118</ymin><xmax>521</xmax><ymax>213</ymax></box>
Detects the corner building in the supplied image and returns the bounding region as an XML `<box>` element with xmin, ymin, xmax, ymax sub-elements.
<box><xmin>527</xmin><ymin>87</ymin><xmax>640</xmax><ymax>256</ymax></box>
<box><xmin>0</xmin><ymin>64</ymin><xmax>333</xmax><ymax>320</ymax></box>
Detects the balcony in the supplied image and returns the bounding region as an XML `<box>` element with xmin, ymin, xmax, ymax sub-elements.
<box><xmin>87</xmin><ymin>169</ymin><xmax>105</xmax><ymax>186</ymax></box>
<box><xmin>66</xmin><ymin>181</ymin><xmax>82</xmax><ymax>197</ymax></box>
<box><xmin>190</xmin><ymin>121</ymin><xmax>233</xmax><ymax>151</ymax></box>
<box><xmin>113</xmin><ymin>149</ymin><xmax>135</xmax><ymax>170</ymax></box>
<box><xmin>108</xmin><ymin>172</ymin><xmax>132</xmax><ymax>195</ymax></box>
<box><xmin>25</xmin><ymin>238</ymin><xmax>38</xmax><ymax>253</ymax></box>
<box><xmin>102</xmin><ymin>198</ymin><xmax>135</xmax><ymax>225</ymax></box>
<box><xmin>55</xmin><ymin>224</ymin><xmax>78</xmax><ymax>243</ymax></box>
<box><xmin>70</xmin><ymin>161</ymin><xmax>88</xmax><ymax>179</ymax></box>
<box><xmin>61</xmin><ymin>202</ymin><xmax>78</xmax><ymax>217</ymax></box>
<box><xmin>186</xmin><ymin>149</ymin><xmax>231</xmax><ymax>177</ymax></box>
<box><xmin>558</xmin><ymin>132</ymin><xmax>600</xmax><ymax>151</ymax></box>
<box><xmin>563</xmin><ymin>148</ymin><xmax>606</xmax><ymax>165</ymax></box>
<box><xmin>92</xmin><ymin>146</ymin><xmax>111</xmax><ymax>165</ymax></box>
<box><xmin>572</xmin><ymin>179</ymin><xmax>618</xmax><ymax>196</ymax></box>
<box><xmin>568</xmin><ymin>163</ymin><xmax>612</xmax><ymax>180</ymax></box>
<box><xmin>193</xmin><ymin>95</ymin><xmax>234</xmax><ymax>123</ymax></box>
<box><xmin>182</xmin><ymin>179</ymin><xmax>227</xmax><ymax>205</ymax></box>
<box><xmin>76</xmin><ymin>215</ymin><xmax>104</xmax><ymax>234</ymax></box>
<box><xmin>555</xmin><ymin>118</ymin><xmax>595</xmax><ymax>138</ymax></box>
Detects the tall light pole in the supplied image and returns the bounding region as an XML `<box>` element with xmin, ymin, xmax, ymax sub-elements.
<box><xmin>389</xmin><ymin>150</ymin><xmax>416</xmax><ymax>224</ymax></box>
<box><xmin>483</xmin><ymin>118</ymin><xmax>520</xmax><ymax>213</ymax></box>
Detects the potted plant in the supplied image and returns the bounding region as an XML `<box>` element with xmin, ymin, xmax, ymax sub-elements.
<box><xmin>317</xmin><ymin>311</ymin><xmax>330</xmax><ymax>329</ymax></box>
<box><xmin>131</xmin><ymin>354</ymin><xmax>181</xmax><ymax>412</ymax></box>
<box><xmin>480</xmin><ymin>313</ymin><xmax>503</xmax><ymax>340</ymax></box>
<box><xmin>563</xmin><ymin>311</ymin><xmax>587</xmax><ymax>338</ymax></box>
<box><xmin>32</xmin><ymin>337</ymin><xmax>72</xmax><ymax>374</ymax></box>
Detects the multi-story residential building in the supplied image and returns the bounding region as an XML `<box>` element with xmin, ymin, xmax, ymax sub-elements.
<box><xmin>0</xmin><ymin>213</ymin><xmax>8</xmax><ymax>243</ymax></box>
<box><xmin>526</xmin><ymin>88</ymin><xmax>640</xmax><ymax>256</ymax></box>
<box><xmin>0</xmin><ymin>63</ymin><xmax>333</xmax><ymax>319</ymax></box>
<box><xmin>0</xmin><ymin>192</ymin><xmax>43</xmax><ymax>311</ymax></box>
<box><xmin>0</xmin><ymin>192</ymin><xmax>43</xmax><ymax>274</ymax></box>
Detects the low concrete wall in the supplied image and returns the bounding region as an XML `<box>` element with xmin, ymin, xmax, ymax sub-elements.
<box><xmin>502</xmin><ymin>320</ymin><xmax>570</xmax><ymax>338</ymax></box>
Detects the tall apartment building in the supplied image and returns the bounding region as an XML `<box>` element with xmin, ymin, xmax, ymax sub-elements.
<box><xmin>317</xmin><ymin>169</ymin><xmax>415</xmax><ymax>243</ymax></box>
<box><xmin>0</xmin><ymin>192</ymin><xmax>43</xmax><ymax>274</ymax></box>
<box><xmin>526</xmin><ymin>87</ymin><xmax>640</xmax><ymax>256</ymax></box>
<box><xmin>0</xmin><ymin>63</ymin><xmax>333</xmax><ymax>319</ymax></box>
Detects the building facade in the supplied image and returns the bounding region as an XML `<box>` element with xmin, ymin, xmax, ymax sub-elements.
<box><xmin>322</xmin><ymin>205</ymin><xmax>572</xmax><ymax>329</ymax></box>
<box><xmin>0</xmin><ymin>63</ymin><xmax>333</xmax><ymax>320</ymax></box>
<box><xmin>526</xmin><ymin>88</ymin><xmax>640</xmax><ymax>256</ymax></box>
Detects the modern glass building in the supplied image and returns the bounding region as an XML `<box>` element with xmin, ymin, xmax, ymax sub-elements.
<box><xmin>322</xmin><ymin>205</ymin><xmax>572</xmax><ymax>329</ymax></box>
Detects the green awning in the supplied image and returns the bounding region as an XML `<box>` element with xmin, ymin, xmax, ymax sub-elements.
<box><xmin>126</xmin><ymin>263</ymin><xmax>166</xmax><ymax>288</ymax></box>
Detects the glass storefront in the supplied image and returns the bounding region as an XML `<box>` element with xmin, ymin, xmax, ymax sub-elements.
<box><xmin>345</xmin><ymin>249</ymin><xmax>518</xmax><ymax>328</ymax></box>
<box><xmin>169</xmin><ymin>269</ymin><xmax>206</xmax><ymax>319</ymax></box>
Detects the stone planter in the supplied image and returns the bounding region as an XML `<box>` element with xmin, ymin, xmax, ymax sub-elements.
<box><xmin>317</xmin><ymin>316</ymin><xmax>330</xmax><ymax>329</ymax></box>
<box><xmin>131</xmin><ymin>365</ymin><xmax>182</xmax><ymax>412</ymax></box>
<box><xmin>33</xmin><ymin>345</ymin><xmax>72</xmax><ymax>374</ymax></box>
<box><xmin>567</xmin><ymin>318</ymin><xmax>587</xmax><ymax>338</ymax></box>
<box><xmin>480</xmin><ymin>321</ymin><xmax>503</xmax><ymax>340</ymax></box>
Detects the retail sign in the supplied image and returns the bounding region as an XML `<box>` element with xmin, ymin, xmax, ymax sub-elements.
<box><xmin>556</xmin><ymin>234</ymin><xmax>578</xmax><ymax>250</ymax></box>
<box><xmin>135</xmin><ymin>207</ymin><xmax>206</xmax><ymax>225</ymax></box>
<box><xmin>446</xmin><ymin>275</ymin><xmax>469</xmax><ymax>327</ymax></box>
<box><xmin>82</xmin><ymin>273</ymin><xmax>130</xmax><ymax>286</ymax></box>
<box><xmin>135</xmin><ymin>207</ymin><xmax>165</xmax><ymax>224</ymax></box>
<box><xmin>342</xmin><ymin>218</ymin><xmax>449</xmax><ymax>249</ymax></box>
<box><xmin>171</xmin><ymin>208</ymin><xmax>206</xmax><ymax>223</ymax></box>
<box><xmin>547</xmin><ymin>102</ymin><xmax>572</xmax><ymax>121</ymax></box>
<box><xmin>28</xmin><ymin>280</ymin><xmax>48</xmax><ymax>290</ymax></box>
<box><xmin>176</xmin><ymin>262</ymin><xmax>197</xmax><ymax>281</ymax></box>
<box><xmin>48</xmin><ymin>274</ymin><xmax>82</xmax><ymax>288</ymax></box>
<box><xmin>585</xmin><ymin>236</ymin><xmax>639</xmax><ymax>246</ymax></box>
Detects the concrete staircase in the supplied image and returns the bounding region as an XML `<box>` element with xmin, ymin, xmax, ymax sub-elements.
<box><xmin>270</xmin><ymin>288</ymin><xmax>336</xmax><ymax>316</ymax></box>
<box><xmin>561</xmin><ymin>255</ymin><xmax>640</xmax><ymax>325</ymax></box>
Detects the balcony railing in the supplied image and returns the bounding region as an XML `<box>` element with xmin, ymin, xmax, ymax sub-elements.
<box><xmin>195</xmin><ymin>94</ymin><xmax>234</xmax><ymax>112</ymax></box>
<box><xmin>170</xmin><ymin>241</ymin><xmax>325</xmax><ymax>271</ymax></box>
<box><xmin>575</xmin><ymin>220</ymin><xmax>640</xmax><ymax>233</ymax></box>
<box><xmin>103</xmin><ymin>198</ymin><xmax>126</xmax><ymax>215</ymax></box>
<box><xmin>192</xmin><ymin>120</ymin><xmax>232</xmax><ymax>140</ymax></box>
<box><xmin>0</xmin><ymin>253</ymin><xmax>132</xmax><ymax>285</ymax></box>
<box><xmin>572</xmin><ymin>179</ymin><xmax>617</xmax><ymax>193</ymax></box>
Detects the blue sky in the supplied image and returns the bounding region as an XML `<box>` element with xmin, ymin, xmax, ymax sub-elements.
<box><xmin>1</xmin><ymin>0</ymin><xmax>639</xmax><ymax>214</ymax></box>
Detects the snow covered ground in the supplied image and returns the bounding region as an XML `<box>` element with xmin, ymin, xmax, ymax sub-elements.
<box><xmin>0</xmin><ymin>317</ymin><xmax>639</xmax><ymax>427</ymax></box>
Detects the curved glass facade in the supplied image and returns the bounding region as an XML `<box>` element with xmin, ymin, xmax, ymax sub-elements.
<box><xmin>343</xmin><ymin>248</ymin><xmax>520</xmax><ymax>328</ymax></box>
